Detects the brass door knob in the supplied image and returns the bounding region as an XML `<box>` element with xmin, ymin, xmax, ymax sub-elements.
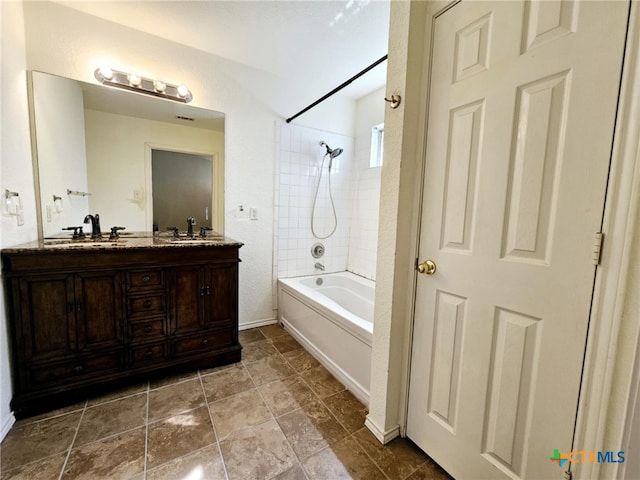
<box><xmin>417</xmin><ymin>260</ymin><xmax>437</xmax><ymax>275</ymax></box>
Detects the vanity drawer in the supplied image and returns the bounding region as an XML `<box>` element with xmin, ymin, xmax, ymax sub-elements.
<box><xmin>127</xmin><ymin>293</ymin><xmax>166</xmax><ymax>318</ymax></box>
<box><xmin>129</xmin><ymin>319</ymin><xmax>165</xmax><ymax>343</ymax></box>
<box><xmin>173</xmin><ymin>330</ymin><xmax>235</xmax><ymax>357</ymax></box>
<box><xmin>28</xmin><ymin>352</ymin><xmax>121</xmax><ymax>387</ymax></box>
<box><xmin>130</xmin><ymin>343</ymin><xmax>167</xmax><ymax>367</ymax></box>
<box><xmin>127</xmin><ymin>270</ymin><xmax>164</xmax><ymax>290</ymax></box>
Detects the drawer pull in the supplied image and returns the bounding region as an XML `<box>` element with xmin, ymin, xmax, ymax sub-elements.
<box><xmin>144</xmin><ymin>350</ymin><xmax>153</xmax><ymax>358</ymax></box>
<box><xmin>143</xmin><ymin>325</ymin><xmax>153</xmax><ymax>333</ymax></box>
<box><xmin>201</xmin><ymin>338</ymin><xmax>209</xmax><ymax>346</ymax></box>
<box><xmin>143</xmin><ymin>300</ymin><xmax>152</xmax><ymax>308</ymax></box>
<box><xmin>73</xmin><ymin>365</ymin><xmax>84</xmax><ymax>374</ymax></box>
<box><xmin>142</xmin><ymin>275</ymin><xmax>150</xmax><ymax>283</ymax></box>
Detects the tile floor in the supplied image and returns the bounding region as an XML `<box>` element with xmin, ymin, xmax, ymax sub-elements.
<box><xmin>0</xmin><ymin>324</ymin><xmax>452</xmax><ymax>480</ymax></box>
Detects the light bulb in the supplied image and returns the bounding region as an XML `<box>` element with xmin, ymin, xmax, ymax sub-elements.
<box><xmin>177</xmin><ymin>85</ymin><xmax>189</xmax><ymax>98</ymax></box>
<box><xmin>128</xmin><ymin>74</ymin><xmax>142</xmax><ymax>87</ymax></box>
<box><xmin>98</xmin><ymin>66</ymin><xmax>113</xmax><ymax>81</ymax></box>
<box><xmin>154</xmin><ymin>80</ymin><xmax>167</xmax><ymax>93</ymax></box>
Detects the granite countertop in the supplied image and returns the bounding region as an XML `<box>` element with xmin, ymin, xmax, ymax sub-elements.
<box><xmin>1</xmin><ymin>231</ymin><xmax>243</xmax><ymax>253</ymax></box>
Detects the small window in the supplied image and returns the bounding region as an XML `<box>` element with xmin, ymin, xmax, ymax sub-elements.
<box><xmin>370</xmin><ymin>123</ymin><xmax>384</xmax><ymax>168</ymax></box>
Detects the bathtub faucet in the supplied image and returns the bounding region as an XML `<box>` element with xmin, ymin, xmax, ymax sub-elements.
<box><xmin>314</xmin><ymin>262</ymin><xmax>325</xmax><ymax>271</ymax></box>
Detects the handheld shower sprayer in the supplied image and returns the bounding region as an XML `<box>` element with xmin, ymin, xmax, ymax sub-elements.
<box><xmin>319</xmin><ymin>141</ymin><xmax>344</xmax><ymax>160</ymax></box>
<box><xmin>312</xmin><ymin>140</ymin><xmax>344</xmax><ymax>239</ymax></box>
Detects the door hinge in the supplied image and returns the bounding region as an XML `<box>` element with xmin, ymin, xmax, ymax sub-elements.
<box><xmin>592</xmin><ymin>231</ymin><xmax>604</xmax><ymax>265</ymax></box>
<box><xmin>564</xmin><ymin>469</ymin><xmax>572</xmax><ymax>480</ymax></box>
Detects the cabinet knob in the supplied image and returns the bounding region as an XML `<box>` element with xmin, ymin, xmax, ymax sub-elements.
<box><xmin>143</xmin><ymin>300</ymin><xmax>152</xmax><ymax>308</ymax></box>
<box><xmin>143</xmin><ymin>325</ymin><xmax>153</xmax><ymax>333</ymax></box>
<box><xmin>201</xmin><ymin>338</ymin><xmax>209</xmax><ymax>346</ymax></box>
<box><xmin>73</xmin><ymin>365</ymin><xmax>84</xmax><ymax>374</ymax></box>
<box><xmin>142</xmin><ymin>275</ymin><xmax>150</xmax><ymax>283</ymax></box>
<box><xmin>144</xmin><ymin>350</ymin><xmax>153</xmax><ymax>358</ymax></box>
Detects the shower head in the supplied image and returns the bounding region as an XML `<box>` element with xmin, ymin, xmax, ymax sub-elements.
<box><xmin>320</xmin><ymin>141</ymin><xmax>343</xmax><ymax>159</ymax></box>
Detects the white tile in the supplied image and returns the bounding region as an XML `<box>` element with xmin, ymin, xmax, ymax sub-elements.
<box><xmin>281</xmin><ymin>125</ymin><xmax>291</xmax><ymax>150</ymax></box>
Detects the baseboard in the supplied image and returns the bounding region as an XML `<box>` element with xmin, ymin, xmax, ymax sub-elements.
<box><xmin>238</xmin><ymin>318</ymin><xmax>278</xmax><ymax>330</ymax></box>
<box><xmin>281</xmin><ymin>316</ymin><xmax>370</xmax><ymax>406</ymax></box>
<box><xmin>364</xmin><ymin>414</ymin><xmax>400</xmax><ymax>444</ymax></box>
<box><xmin>0</xmin><ymin>412</ymin><xmax>15</xmax><ymax>442</ymax></box>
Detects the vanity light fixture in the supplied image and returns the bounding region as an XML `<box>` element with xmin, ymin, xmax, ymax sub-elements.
<box><xmin>94</xmin><ymin>66</ymin><xmax>193</xmax><ymax>103</ymax></box>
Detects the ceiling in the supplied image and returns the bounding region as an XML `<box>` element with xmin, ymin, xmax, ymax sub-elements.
<box><xmin>55</xmin><ymin>0</ymin><xmax>391</xmax><ymax>104</ymax></box>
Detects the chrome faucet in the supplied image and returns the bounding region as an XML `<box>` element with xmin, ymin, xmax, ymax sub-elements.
<box><xmin>187</xmin><ymin>217</ymin><xmax>196</xmax><ymax>237</ymax></box>
<box><xmin>314</xmin><ymin>262</ymin><xmax>325</xmax><ymax>271</ymax></box>
<box><xmin>83</xmin><ymin>214</ymin><xmax>102</xmax><ymax>239</ymax></box>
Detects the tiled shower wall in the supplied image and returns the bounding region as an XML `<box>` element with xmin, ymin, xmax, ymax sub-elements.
<box><xmin>273</xmin><ymin>117</ymin><xmax>382</xmax><ymax>314</ymax></box>
<box><xmin>347</xmin><ymin>87</ymin><xmax>384</xmax><ymax>281</ymax></box>
<box><xmin>274</xmin><ymin>123</ymin><xmax>355</xmax><ymax>281</ymax></box>
<box><xmin>347</xmin><ymin>166</ymin><xmax>381</xmax><ymax>280</ymax></box>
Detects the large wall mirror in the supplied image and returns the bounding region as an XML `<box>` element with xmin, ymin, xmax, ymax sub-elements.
<box><xmin>28</xmin><ymin>71</ymin><xmax>225</xmax><ymax>238</ymax></box>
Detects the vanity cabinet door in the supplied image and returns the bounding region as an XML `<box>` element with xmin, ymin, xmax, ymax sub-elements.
<box><xmin>169</xmin><ymin>265</ymin><xmax>206</xmax><ymax>334</ymax></box>
<box><xmin>14</xmin><ymin>271</ymin><xmax>124</xmax><ymax>361</ymax></box>
<box><xmin>169</xmin><ymin>262</ymin><xmax>238</xmax><ymax>332</ymax></box>
<box><xmin>203</xmin><ymin>264</ymin><xmax>237</xmax><ymax>327</ymax></box>
<box><xmin>15</xmin><ymin>273</ymin><xmax>77</xmax><ymax>362</ymax></box>
<box><xmin>73</xmin><ymin>271</ymin><xmax>124</xmax><ymax>352</ymax></box>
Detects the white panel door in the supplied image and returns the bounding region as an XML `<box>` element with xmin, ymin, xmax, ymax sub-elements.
<box><xmin>407</xmin><ymin>1</ymin><xmax>629</xmax><ymax>479</ymax></box>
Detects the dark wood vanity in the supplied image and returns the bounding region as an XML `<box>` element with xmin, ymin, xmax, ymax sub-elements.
<box><xmin>1</xmin><ymin>237</ymin><xmax>242</xmax><ymax>418</ymax></box>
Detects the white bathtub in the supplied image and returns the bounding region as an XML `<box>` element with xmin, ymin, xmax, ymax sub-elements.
<box><xmin>277</xmin><ymin>271</ymin><xmax>374</xmax><ymax>405</ymax></box>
